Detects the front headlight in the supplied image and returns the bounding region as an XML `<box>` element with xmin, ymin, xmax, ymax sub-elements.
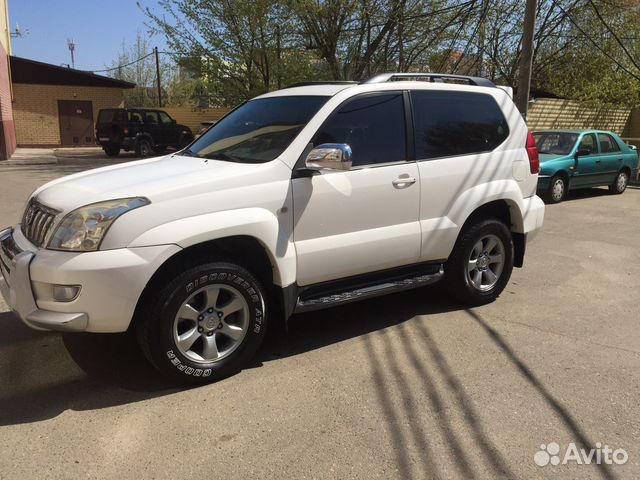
<box><xmin>48</xmin><ymin>197</ymin><xmax>150</xmax><ymax>251</ymax></box>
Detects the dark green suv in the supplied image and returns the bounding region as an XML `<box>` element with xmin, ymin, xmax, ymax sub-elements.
<box><xmin>96</xmin><ymin>108</ymin><xmax>194</xmax><ymax>157</ymax></box>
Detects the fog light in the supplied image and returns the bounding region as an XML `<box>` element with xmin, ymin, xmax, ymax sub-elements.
<box><xmin>52</xmin><ymin>285</ymin><xmax>81</xmax><ymax>302</ymax></box>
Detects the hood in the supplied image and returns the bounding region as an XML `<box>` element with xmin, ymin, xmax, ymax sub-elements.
<box><xmin>33</xmin><ymin>154</ymin><xmax>285</xmax><ymax>213</ymax></box>
<box><xmin>539</xmin><ymin>153</ymin><xmax>570</xmax><ymax>163</ymax></box>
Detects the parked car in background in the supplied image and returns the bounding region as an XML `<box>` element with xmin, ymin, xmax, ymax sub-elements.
<box><xmin>96</xmin><ymin>108</ymin><xmax>194</xmax><ymax>157</ymax></box>
<box><xmin>196</xmin><ymin>121</ymin><xmax>217</xmax><ymax>138</ymax></box>
<box><xmin>534</xmin><ymin>130</ymin><xmax>639</xmax><ymax>203</ymax></box>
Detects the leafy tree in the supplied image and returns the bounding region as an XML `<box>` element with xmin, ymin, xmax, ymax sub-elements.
<box><xmin>107</xmin><ymin>31</ymin><xmax>172</xmax><ymax>107</ymax></box>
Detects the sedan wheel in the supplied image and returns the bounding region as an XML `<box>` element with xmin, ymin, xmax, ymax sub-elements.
<box><xmin>609</xmin><ymin>171</ymin><xmax>628</xmax><ymax>195</ymax></box>
<box><xmin>545</xmin><ymin>174</ymin><xmax>566</xmax><ymax>204</ymax></box>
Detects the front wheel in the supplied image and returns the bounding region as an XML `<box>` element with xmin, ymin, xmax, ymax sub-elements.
<box><xmin>444</xmin><ymin>219</ymin><xmax>514</xmax><ymax>306</ymax></box>
<box><xmin>544</xmin><ymin>174</ymin><xmax>567</xmax><ymax>204</ymax></box>
<box><xmin>609</xmin><ymin>170</ymin><xmax>629</xmax><ymax>194</ymax></box>
<box><xmin>136</xmin><ymin>261</ymin><xmax>268</xmax><ymax>384</ymax></box>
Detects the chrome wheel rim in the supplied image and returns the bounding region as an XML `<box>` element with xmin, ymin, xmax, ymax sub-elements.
<box><xmin>173</xmin><ymin>284</ymin><xmax>249</xmax><ymax>364</ymax></box>
<box><xmin>617</xmin><ymin>173</ymin><xmax>627</xmax><ymax>191</ymax></box>
<box><xmin>551</xmin><ymin>178</ymin><xmax>564</xmax><ymax>201</ymax></box>
<box><xmin>467</xmin><ymin>234</ymin><xmax>505</xmax><ymax>292</ymax></box>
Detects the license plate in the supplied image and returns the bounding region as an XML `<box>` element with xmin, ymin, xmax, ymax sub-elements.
<box><xmin>99</xmin><ymin>137</ymin><xmax>109</xmax><ymax>142</ymax></box>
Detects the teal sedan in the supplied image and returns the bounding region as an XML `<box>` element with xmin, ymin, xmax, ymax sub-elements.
<box><xmin>534</xmin><ymin>130</ymin><xmax>639</xmax><ymax>203</ymax></box>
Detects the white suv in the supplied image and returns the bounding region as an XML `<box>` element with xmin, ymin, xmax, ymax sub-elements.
<box><xmin>0</xmin><ymin>73</ymin><xmax>544</xmax><ymax>383</ymax></box>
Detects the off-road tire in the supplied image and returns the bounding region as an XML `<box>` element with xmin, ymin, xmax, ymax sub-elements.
<box><xmin>103</xmin><ymin>145</ymin><xmax>120</xmax><ymax>157</ymax></box>
<box><xmin>135</xmin><ymin>139</ymin><xmax>152</xmax><ymax>157</ymax></box>
<box><xmin>136</xmin><ymin>261</ymin><xmax>268</xmax><ymax>384</ymax></box>
<box><xmin>444</xmin><ymin>219</ymin><xmax>514</xmax><ymax>306</ymax></box>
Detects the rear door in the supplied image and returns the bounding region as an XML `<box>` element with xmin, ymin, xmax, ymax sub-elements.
<box><xmin>292</xmin><ymin>92</ymin><xmax>421</xmax><ymax>286</ymax></box>
<box><xmin>409</xmin><ymin>90</ymin><xmax>511</xmax><ymax>261</ymax></box>
<box><xmin>143</xmin><ymin>111</ymin><xmax>162</xmax><ymax>144</ymax></box>
<box><xmin>597</xmin><ymin>132</ymin><xmax>624</xmax><ymax>184</ymax></box>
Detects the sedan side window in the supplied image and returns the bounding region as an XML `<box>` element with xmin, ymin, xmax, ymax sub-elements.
<box><xmin>579</xmin><ymin>134</ymin><xmax>597</xmax><ymax>154</ymax></box>
<box><xmin>598</xmin><ymin>133</ymin><xmax>621</xmax><ymax>154</ymax></box>
<box><xmin>313</xmin><ymin>93</ymin><xmax>406</xmax><ymax>167</ymax></box>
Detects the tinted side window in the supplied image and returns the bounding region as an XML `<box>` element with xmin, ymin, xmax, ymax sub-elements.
<box><xmin>411</xmin><ymin>91</ymin><xmax>509</xmax><ymax>159</ymax></box>
<box><xmin>159</xmin><ymin>112</ymin><xmax>173</xmax><ymax>125</ymax></box>
<box><xmin>314</xmin><ymin>93</ymin><xmax>406</xmax><ymax>167</ymax></box>
<box><xmin>145</xmin><ymin>111</ymin><xmax>159</xmax><ymax>124</ymax></box>
<box><xmin>598</xmin><ymin>133</ymin><xmax>620</xmax><ymax>153</ymax></box>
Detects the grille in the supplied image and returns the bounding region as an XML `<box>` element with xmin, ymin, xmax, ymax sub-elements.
<box><xmin>21</xmin><ymin>199</ymin><xmax>60</xmax><ymax>247</ymax></box>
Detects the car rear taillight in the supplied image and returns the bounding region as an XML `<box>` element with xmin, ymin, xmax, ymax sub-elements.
<box><xmin>123</xmin><ymin>127</ymin><xmax>129</xmax><ymax>135</ymax></box>
<box><xmin>526</xmin><ymin>131</ymin><xmax>539</xmax><ymax>174</ymax></box>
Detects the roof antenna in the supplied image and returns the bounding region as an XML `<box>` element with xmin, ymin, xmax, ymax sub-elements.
<box><xmin>67</xmin><ymin>39</ymin><xmax>76</xmax><ymax>69</ymax></box>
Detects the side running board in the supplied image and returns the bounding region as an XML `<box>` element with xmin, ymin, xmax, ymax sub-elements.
<box><xmin>294</xmin><ymin>265</ymin><xmax>444</xmax><ymax>313</ymax></box>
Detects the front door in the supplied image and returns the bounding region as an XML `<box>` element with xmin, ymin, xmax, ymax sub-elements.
<box><xmin>572</xmin><ymin>133</ymin><xmax>601</xmax><ymax>187</ymax></box>
<box><xmin>292</xmin><ymin>92</ymin><xmax>421</xmax><ymax>286</ymax></box>
<box><xmin>159</xmin><ymin>111</ymin><xmax>179</xmax><ymax>146</ymax></box>
<box><xmin>58</xmin><ymin>100</ymin><xmax>94</xmax><ymax>146</ymax></box>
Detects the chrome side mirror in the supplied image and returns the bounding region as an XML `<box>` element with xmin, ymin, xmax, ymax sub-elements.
<box><xmin>305</xmin><ymin>143</ymin><xmax>352</xmax><ymax>171</ymax></box>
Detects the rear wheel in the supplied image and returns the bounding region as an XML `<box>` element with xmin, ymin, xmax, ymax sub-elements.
<box><xmin>544</xmin><ymin>174</ymin><xmax>567</xmax><ymax>204</ymax></box>
<box><xmin>136</xmin><ymin>261</ymin><xmax>268</xmax><ymax>384</ymax></box>
<box><xmin>136</xmin><ymin>139</ymin><xmax>152</xmax><ymax>157</ymax></box>
<box><xmin>609</xmin><ymin>170</ymin><xmax>629</xmax><ymax>194</ymax></box>
<box><xmin>103</xmin><ymin>145</ymin><xmax>120</xmax><ymax>157</ymax></box>
<box><xmin>444</xmin><ymin>219</ymin><xmax>514</xmax><ymax>306</ymax></box>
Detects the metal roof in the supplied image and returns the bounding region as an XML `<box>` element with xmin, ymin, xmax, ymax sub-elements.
<box><xmin>10</xmin><ymin>56</ymin><xmax>136</xmax><ymax>89</ymax></box>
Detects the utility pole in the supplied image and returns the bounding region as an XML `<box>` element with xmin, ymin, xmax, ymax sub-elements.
<box><xmin>515</xmin><ymin>0</ymin><xmax>537</xmax><ymax>119</ymax></box>
<box><xmin>154</xmin><ymin>46</ymin><xmax>162</xmax><ymax>108</ymax></box>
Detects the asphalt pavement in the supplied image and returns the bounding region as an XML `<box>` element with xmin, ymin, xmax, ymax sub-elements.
<box><xmin>0</xmin><ymin>159</ymin><xmax>638</xmax><ymax>479</ymax></box>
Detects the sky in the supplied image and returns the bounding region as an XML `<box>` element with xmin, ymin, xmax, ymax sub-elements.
<box><xmin>8</xmin><ymin>0</ymin><xmax>168</xmax><ymax>72</ymax></box>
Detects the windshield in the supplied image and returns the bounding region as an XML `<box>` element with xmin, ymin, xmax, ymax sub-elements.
<box><xmin>183</xmin><ymin>96</ymin><xmax>330</xmax><ymax>163</ymax></box>
<box><xmin>533</xmin><ymin>132</ymin><xmax>579</xmax><ymax>155</ymax></box>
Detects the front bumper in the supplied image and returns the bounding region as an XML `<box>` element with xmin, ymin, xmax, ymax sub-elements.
<box><xmin>0</xmin><ymin>227</ymin><xmax>181</xmax><ymax>333</ymax></box>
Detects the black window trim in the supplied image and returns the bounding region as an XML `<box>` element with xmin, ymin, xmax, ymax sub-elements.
<box><xmin>295</xmin><ymin>90</ymin><xmax>413</xmax><ymax>172</ymax></box>
<box><xmin>409</xmin><ymin>90</ymin><xmax>511</xmax><ymax>162</ymax></box>
<box><xmin>578</xmin><ymin>132</ymin><xmax>599</xmax><ymax>156</ymax></box>
<box><xmin>597</xmin><ymin>132</ymin><xmax>621</xmax><ymax>154</ymax></box>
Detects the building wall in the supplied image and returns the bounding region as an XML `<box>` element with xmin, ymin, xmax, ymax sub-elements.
<box><xmin>0</xmin><ymin>0</ymin><xmax>15</xmax><ymax>159</ymax></box>
<box><xmin>162</xmin><ymin>106</ymin><xmax>231</xmax><ymax>134</ymax></box>
<box><xmin>13</xmin><ymin>84</ymin><xmax>124</xmax><ymax>146</ymax></box>
<box><xmin>527</xmin><ymin>98</ymin><xmax>631</xmax><ymax>135</ymax></box>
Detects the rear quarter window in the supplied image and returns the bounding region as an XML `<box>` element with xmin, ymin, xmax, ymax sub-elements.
<box><xmin>97</xmin><ymin>109</ymin><xmax>124</xmax><ymax>123</ymax></box>
<box><xmin>411</xmin><ymin>91</ymin><xmax>509</xmax><ymax>160</ymax></box>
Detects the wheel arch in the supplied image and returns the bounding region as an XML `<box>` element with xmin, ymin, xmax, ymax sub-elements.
<box><xmin>130</xmin><ymin>234</ymin><xmax>285</xmax><ymax>332</ymax></box>
<box><xmin>456</xmin><ymin>199</ymin><xmax>526</xmax><ymax>268</ymax></box>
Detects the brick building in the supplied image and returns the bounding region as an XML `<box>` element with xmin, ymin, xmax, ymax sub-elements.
<box><xmin>10</xmin><ymin>56</ymin><xmax>134</xmax><ymax>147</ymax></box>
<box><xmin>0</xmin><ymin>2</ymin><xmax>16</xmax><ymax>159</ymax></box>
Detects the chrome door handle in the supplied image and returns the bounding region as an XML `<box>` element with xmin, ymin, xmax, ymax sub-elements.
<box><xmin>392</xmin><ymin>176</ymin><xmax>416</xmax><ymax>188</ymax></box>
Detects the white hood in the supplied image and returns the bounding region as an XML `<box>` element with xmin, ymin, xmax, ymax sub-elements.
<box><xmin>33</xmin><ymin>154</ymin><xmax>283</xmax><ymax>213</ymax></box>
